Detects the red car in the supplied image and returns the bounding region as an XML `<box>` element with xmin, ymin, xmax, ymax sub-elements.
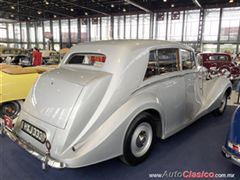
<box><xmin>198</xmin><ymin>53</ymin><xmax>240</xmax><ymax>81</ymax></box>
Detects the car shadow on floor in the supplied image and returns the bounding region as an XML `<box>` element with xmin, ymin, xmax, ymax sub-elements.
<box><xmin>0</xmin><ymin>105</ymin><xmax>239</xmax><ymax>180</ymax></box>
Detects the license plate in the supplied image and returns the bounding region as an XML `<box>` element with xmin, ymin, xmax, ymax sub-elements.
<box><xmin>21</xmin><ymin>120</ymin><xmax>46</xmax><ymax>143</ymax></box>
<box><xmin>4</xmin><ymin>115</ymin><xmax>13</xmax><ymax>130</ymax></box>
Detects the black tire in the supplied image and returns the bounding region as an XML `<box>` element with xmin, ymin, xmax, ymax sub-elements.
<box><xmin>0</xmin><ymin>101</ymin><xmax>21</xmax><ymax>119</ymax></box>
<box><xmin>120</xmin><ymin>112</ymin><xmax>155</xmax><ymax>166</ymax></box>
<box><xmin>214</xmin><ymin>94</ymin><xmax>227</xmax><ymax>116</ymax></box>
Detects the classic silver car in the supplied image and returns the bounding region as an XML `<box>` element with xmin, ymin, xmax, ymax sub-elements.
<box><xmin>1</xmin><ymin>40</ymin><xmax>232</xmax><ymax>169</ymax></box>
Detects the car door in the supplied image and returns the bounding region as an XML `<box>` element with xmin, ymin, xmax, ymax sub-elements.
<box><xmin>180</xmin><ymin>49</ymin><xmax>202</xmax><ymax>122</ymax></box>
<box><xmin>144</xmin><ymin>48</ymin><xmax>186</xmax><ymax>135</ymax></box>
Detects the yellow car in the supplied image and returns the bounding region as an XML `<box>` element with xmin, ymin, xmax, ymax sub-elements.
<box><xmin>0</xmin><ymin>64</ymin><xmax>56</xmax><ymax>121</ymax></box>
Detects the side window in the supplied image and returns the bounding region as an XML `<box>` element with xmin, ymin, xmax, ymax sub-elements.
<box><xmin>144</xmin><ymin>48</ymin><xmax>179</xmax><ymax>79</ymax></box>
<box><xmin>181</xmin><ymin>49</ymin><xmax>196</xmax><ymax>70</ymax></box>
<box><xmin>218</xmin><ymin>55</ymin><xmax>228</xmax><ymax>61</ymax></box>
<box><xmin>158</xmin><ymin>48</ymin><xmax>179</xmax><ymax>74</ymax></box>
<box><xmin>209</xmin><ymin>55</ymin><xmax>220</xmax><ymax>61</ymax></box>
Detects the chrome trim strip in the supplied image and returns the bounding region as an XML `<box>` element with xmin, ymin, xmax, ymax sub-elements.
<box><xmin>1</xmin><ymin>125</ymin><xmax>66</xmax><ymax>169</ymax></box>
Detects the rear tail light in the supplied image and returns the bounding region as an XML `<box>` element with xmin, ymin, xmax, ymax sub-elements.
<box><xmin>228</xmin><ymin>141</ymin><xmax>240</xmax><ymax>153</ymax></box>
<box><xmin>232</xmin><ymin>145</ymin><xmax>239</xmax><ymax>152</ymax></box>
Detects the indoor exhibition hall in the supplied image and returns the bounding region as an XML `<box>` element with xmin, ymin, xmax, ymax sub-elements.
<box><xmin>0</xmin><ymin>0</ymin><xmax>240</xmax><ymax>180</ymax></box>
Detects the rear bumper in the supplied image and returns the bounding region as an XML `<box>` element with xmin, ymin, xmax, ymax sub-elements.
<box><xmin>222</xmin><ymin>146</ymin><xmax>240</xmax><ymax>167</ymax></box>
<box><xmin>0</xmin><ymin>119</ymin><xmax>67</xmax><ymax>169</ymax></box>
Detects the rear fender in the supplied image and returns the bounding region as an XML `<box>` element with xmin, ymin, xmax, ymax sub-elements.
<box><xmin>60</xmin><ymin>93</ymin><xmax>164</xmax><ymax>167</ymax></box>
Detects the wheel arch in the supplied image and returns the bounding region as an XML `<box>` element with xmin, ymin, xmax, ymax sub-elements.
<box><xmin>225</xmin><ymin>86</ymin><xmax>232</xmax><ymax>98</ymax></box>
<box><xmin>141</xmin><ymin>109</ymin><xmax>162</xmax><ymax>138</ymax></box>
<box><xmin>122</xmin><ymin>107</ymin><xmax>164</xmax><ymax>147</ymax></box>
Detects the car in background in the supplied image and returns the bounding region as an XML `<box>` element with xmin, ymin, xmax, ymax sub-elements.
<box><xmin>11</xmin><ymin>55</ymin><xmax>32</xmax><ymax>67</ymax></box>
<box><xmin>59</xmin><ymin>48</ymin><xmax>70</xmax><ymax>59</ymax></box>
<box><xmin>222</xmin><ymin>106</ymin><xmax>240</xmax><ymax>167</ymax></box>
<box><xmin>198</xmin><ymin>53</ymin><xmax>240</xmax><ymax>81</ymax></box>
<box><xmin>1</xmin><ymin>40</ymin><xmax>231</xmax><ymax>169</ymax></box>
<box><xmin>0</xmin><ymin>47</ymin><xmax>28</xmax><ymax>64</ymax></box>
<box><xmin>0</xmin><ymin>64</ymin><xmax>57</xmax><ymax>124</ymax></box>
<box><xmin>41</xmin><ymin>50</ymin><xmax>60</xmax><ymax>65</ymax></box>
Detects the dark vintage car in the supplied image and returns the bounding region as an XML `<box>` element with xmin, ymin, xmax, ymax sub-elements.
<box><xmin>198</xmin><ymin>53</ymin><xmax>240</xmax><ymax>81</ymax></box>
<box><xmin>222</xmin><ymin>106</ymin><xmax>240</xmax><ymax>166</ymax></box>
<box><xmin>11</xmin><ymin>55</ymin><xmax>32</xmax><ymax>67</ymax></box>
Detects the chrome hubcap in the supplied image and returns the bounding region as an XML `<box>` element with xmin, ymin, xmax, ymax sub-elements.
<box><xmin>131</xmin><ymin>122</ymin><xmax>153</xmax><ymax>157</ymax></box>
<box><xmin>136</xmin><ymin>131</ymin><xmax>147</xmax><ymax>148</ymax></box>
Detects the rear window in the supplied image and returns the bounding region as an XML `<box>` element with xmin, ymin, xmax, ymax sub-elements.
<box><xmin>66</xmin><ymin>53</ymin><xmax>106</xmax><ymax>67</ymax></box>
<box><xmin>209</xmin><ymin>55</ymin><xmax>229</xmax><ymax>61</ymax></box>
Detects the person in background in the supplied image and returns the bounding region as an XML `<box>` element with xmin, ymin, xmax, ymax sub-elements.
<box><xmin>32</xmin><ymin>47</ymin><xmax>42</xmax><ymax>66</ymax></box>
<box><xmin>234</xmin><ymin>53</ymin><xmax>240</xmax><ymax>66</ymax></box>
<box><xmin>236</xmin><ymin>53</ymin><xmax>240</xmax><ymax>61</ymax></box>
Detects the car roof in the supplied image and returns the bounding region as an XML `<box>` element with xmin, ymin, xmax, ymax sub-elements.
<box><xmin>199</xmin><ymin>52</ymin><xmax>230</xmax><ymax>56</ymax></box>
<box><xmin>63</xmin><ymin>40</ymin><xmax>195</xmax><ymax>73</ymax></box>
<box><xmin>71</xmin><ymin>40</ymin><xmax>193</xmax><ymax>52</ymax></box>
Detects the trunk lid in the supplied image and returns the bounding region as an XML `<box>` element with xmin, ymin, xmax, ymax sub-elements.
<box><xmin>23</xmin><ymin>67</ymin><xmax>105</xmax><ymax>129</ymax></box>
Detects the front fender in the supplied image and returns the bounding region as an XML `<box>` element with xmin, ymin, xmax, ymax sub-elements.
<box><xmin>195</xmin><ymin>76</ymin><xmax>232</xmax><ymax>120</ymax></box>
<box><xmin>228</xmin><ymin>106</ymin><xmax>240</xmax><ymax>144</ymax></box>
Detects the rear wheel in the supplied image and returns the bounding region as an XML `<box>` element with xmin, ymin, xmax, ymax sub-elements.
<box><xmin>120</xmin><ymin>112</ymin><xmax>155</xmax><ymax>165</ymax></box>
<box><xmin>214</xmin><ymin>94</ymin><xmax>227</xmax><ymax>115</ymax></box>
<box><xmin>0</xmin><ymin>101</ymin><xmax>22</xmax><ymax>119</ymax></box>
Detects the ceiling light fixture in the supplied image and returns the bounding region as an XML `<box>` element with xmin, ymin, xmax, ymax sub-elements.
<box><xmin>70</xmin><ymin>8</ymin><xmax>74</xmax><ymax>11</ymax></box>
<box><xmin>171</xmin><ymin>4</ymin><xmax>175</xmax><ymax>7</ymax></box>
<box><xmin>163</xmin><ymin>0</ymin><xmax>167</xmax><ymax>2</ymax></box>
<box><xmin>45</xmin><ymin>1</ymin><xmax>49</xmax><ymax>5</ymax></box>
<box><xmin>37</xmin><ymin>11</ymin><xmax>42</xmax><ymax>15</ymax></box>
<box><xmin>229</xmin><ymin>0</ymin><xmax>234</xmax><ymax>3</ymax></box>
<box><xmin>192</xmin><ymin>0</ymin><xmax>202</xmax><ymax>8</ymax></box>
<box><xmin>27</xmin><ymin>17</ymin><xmax>31</xmax><ymax>20</ymax></box>
<box><xmin>111</xmin><ymin>4</ymin><xmax>114</xmax><ymax>8</ymax></box>
<box><xmin>53</xmin><ymin>15</ymin><xmax>57</xmax><ymax>18</ymax></box>
<box><xmin>85</xmin><ymin>12</ymin><xmax>88</xmax><ymax>15</ymax></box>
<box><xmin>123</xmin><ymin>8</ymin><xmax>126</xmax><ymax>12</ymax></box>
<box><xmin>11</xmin><ymin>6</ymin><xmax>15</xmax><ymax>9</ymax></box>
<box><xmin>124</xmin><ymin>0</ymin><xmax>151</xmax><ymax>13</ymax></box>
<box><xmin>10</xmin><ymin>14</ymin><xmax>14</xmax><ymax>17</ymax></box>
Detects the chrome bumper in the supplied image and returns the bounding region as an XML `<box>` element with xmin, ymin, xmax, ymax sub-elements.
<box><xmin>0</xmin><ymin>119</ymin><xmax>67</xmax><ymax>169</ymax></box>
<box><xmin>222</xmin><ymin>146</ymin><xmax>240</xmax><ymax>167</ymax></box>
<box><xmin>230</xmin><ymin>75</ymin><xmax>240</xmax><ymax>81</ymax></box>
